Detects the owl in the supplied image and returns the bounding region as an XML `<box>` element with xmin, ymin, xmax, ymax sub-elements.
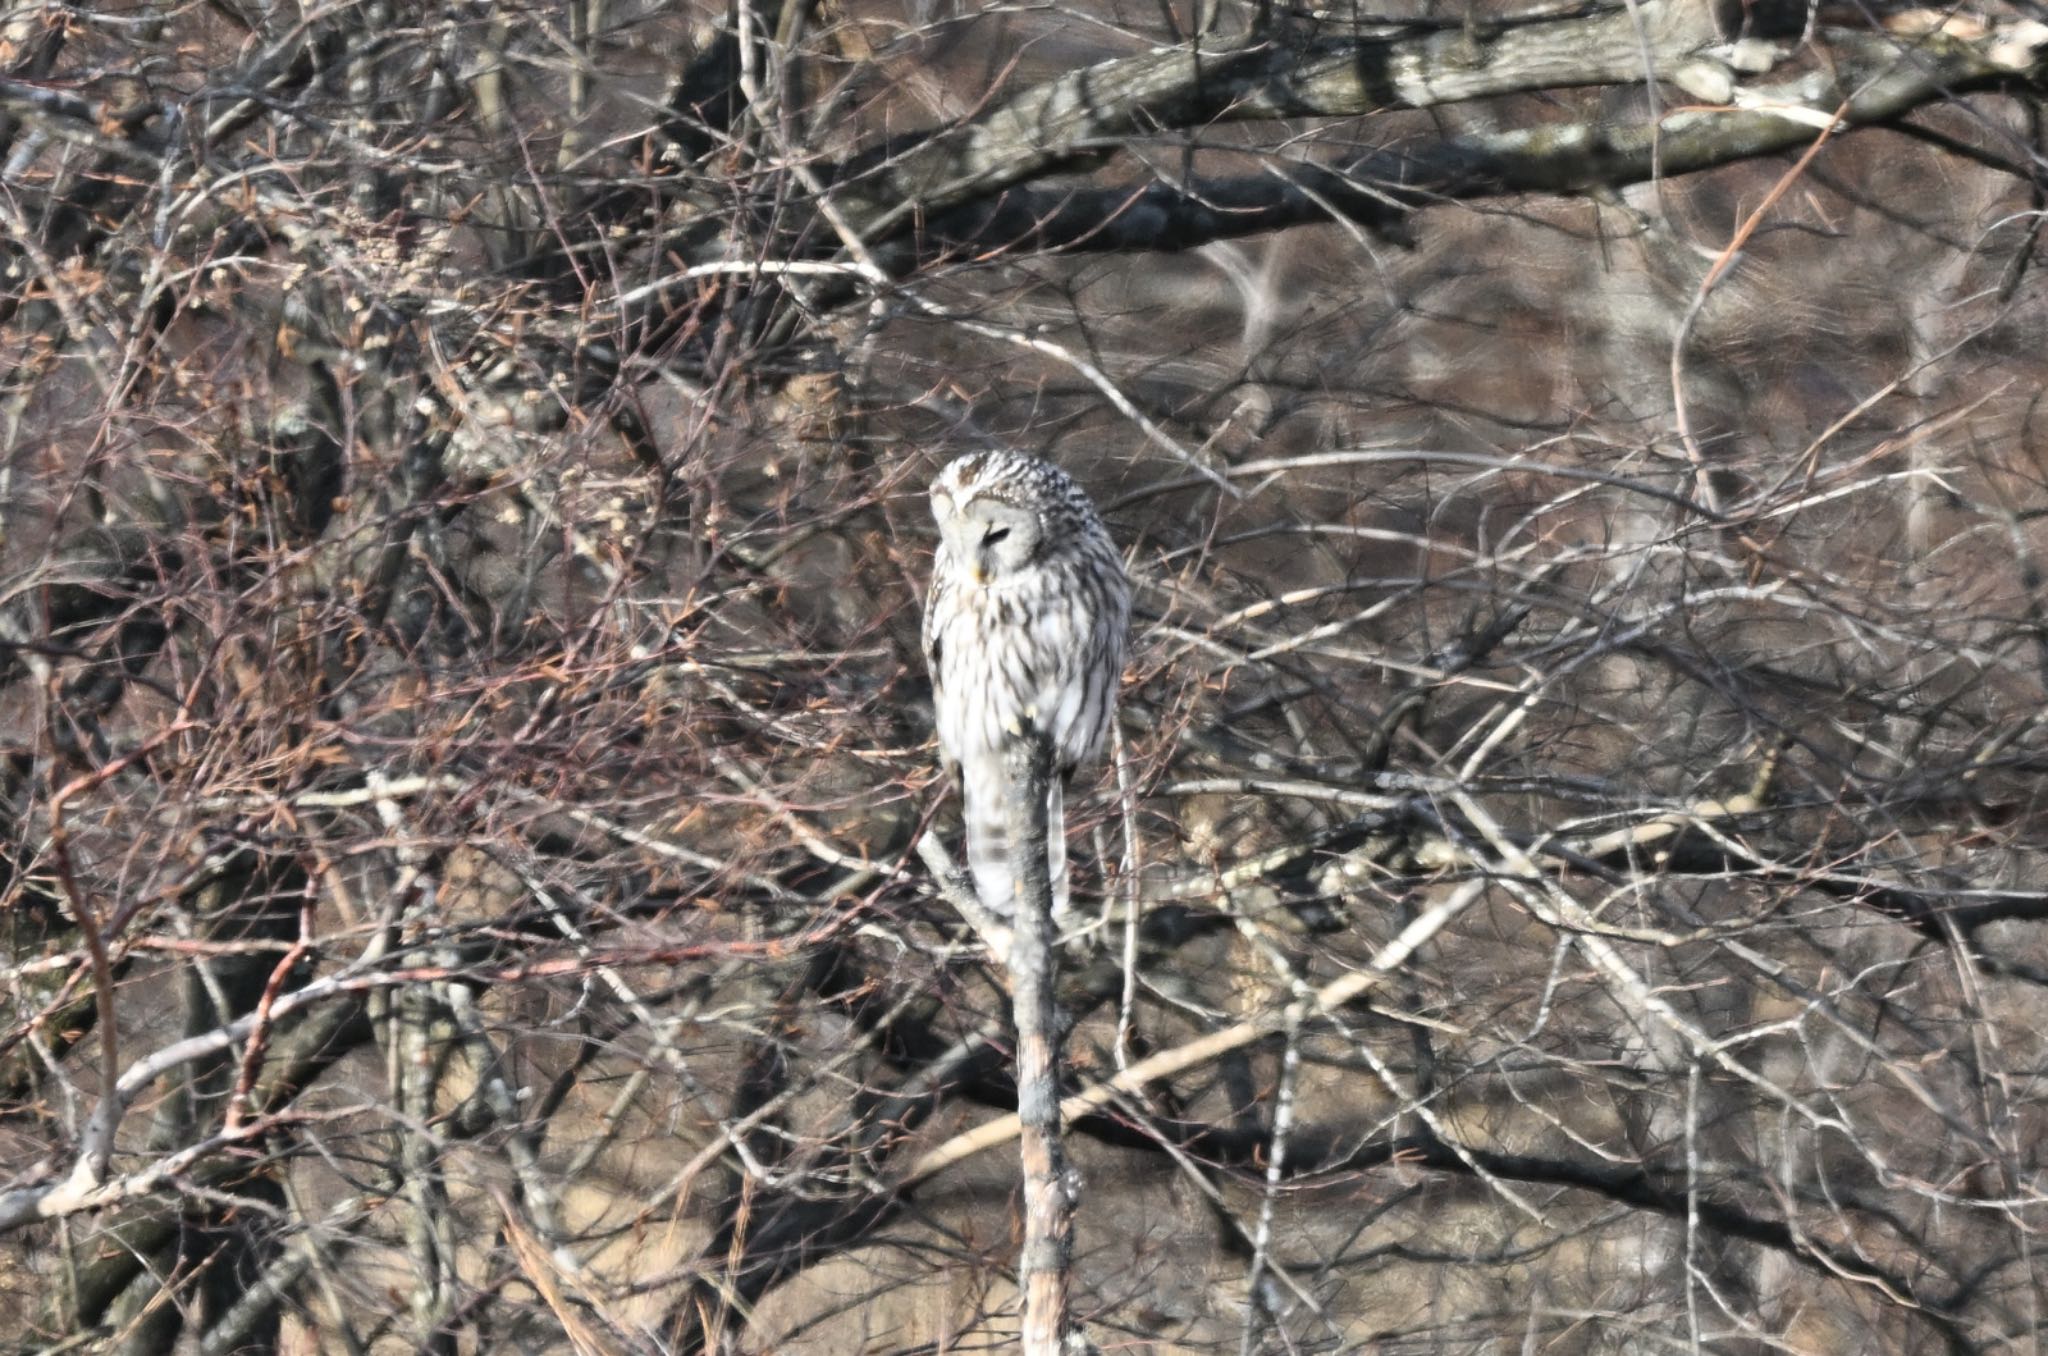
<box><xmin>922</xmin><ymin>451</ymin><xmax>1131</xmax><ymax>920</ymax></box>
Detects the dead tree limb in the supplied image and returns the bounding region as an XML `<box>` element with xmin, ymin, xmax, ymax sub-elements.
<box><xmin>1004</xmin><ymin>728</ymin><xmax>1074</xmax><ymax>1356</ymax></box>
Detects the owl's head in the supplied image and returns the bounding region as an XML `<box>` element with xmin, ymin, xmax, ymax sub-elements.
<box><xmin>930</xmin><ymin>452</ymin><xmax>1050</xmax><ymax>585</ymax></box>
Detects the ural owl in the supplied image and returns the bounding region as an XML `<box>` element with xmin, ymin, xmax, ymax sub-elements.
<box><xmin>922</xmin><ymin>451</ymin><xmax>1130</xmax><ymax>919</ymax></box>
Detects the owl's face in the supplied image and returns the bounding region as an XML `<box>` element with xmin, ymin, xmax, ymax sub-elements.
<box><xmin>931</xmin><ymin>460</ymin><xmax>1043</xmax><ymax>586</ymax></box>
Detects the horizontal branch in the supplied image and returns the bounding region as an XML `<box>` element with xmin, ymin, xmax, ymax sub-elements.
<box><xmin>844</xmin><ymin>0</ymin><xmax>1724</xmax><ymax>232</ymax></box>
<box><xmin>1071</xmin><ymin>1114</ymin><xmax>1977</xmax><ymax>1353</ymax></box>
<box><xmin>923</xmin><ymin>23</ymin><xmax>2048</xmax><ymax>257</ymax></box>
<box><xmin>0</xmin><ymin>925</ymin><xmax>848</xmax><ymax>1231</ymax></box>
<box><xmin>901</xmin><ymin>875</ymin><xmax>1485</xmax><ymax>1187</ymax></box>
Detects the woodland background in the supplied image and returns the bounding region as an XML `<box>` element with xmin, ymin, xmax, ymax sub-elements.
<box><xmin>5</xmin><ymin>0</ymin><xmax>2048</xmax><ymax>1351</ymax></box>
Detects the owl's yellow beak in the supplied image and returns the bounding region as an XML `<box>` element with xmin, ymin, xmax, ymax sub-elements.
<box><xmin>968</xmin><ymin>563</ymin><xmax>988</xmax><ymax>586</ymax></box>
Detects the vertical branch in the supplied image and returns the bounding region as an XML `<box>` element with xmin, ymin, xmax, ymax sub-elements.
<box><xmin>559</xmin><ymin>0</ymin><xmax>606</xmax><ymax>168</ymax></box>
<box><xmin>1003</xmin><ymin>728</ymin><xmax>1074</xmax><ymax>1355</ymax></box>
<box><xmin>1238</xmin><ymin>1003</ymin><xmax>1301</xmax><ymax>1354</ymax></box>
<box><xmin>370</xmin><ymin>779</ymin><xmax>460</xmax><ymax>1354</ymax></box>
<box><xmin>397</xmin><ymin>971</ymin><xmax>459</xmax><ymax>1356</ymax></box>
<box><xmin>1107</xmin><ymin>724</ymin><xmax>1142</xmax><ymax>1067</ymax></box>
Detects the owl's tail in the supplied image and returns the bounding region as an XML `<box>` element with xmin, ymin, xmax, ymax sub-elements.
<box><xmin>962</xmin><ymin>775</ymin><xmax>1070</xmax><ymax>924</ymax></box>
<box><xmin>1047</xmin><ymin>777</ymin><xmax>1070</xmax><ymax>922</ymax></box>
<box><xmin>962</xmin><ymin>772</ymin><xmax>1014</xmax><ymax>919</ymax></box>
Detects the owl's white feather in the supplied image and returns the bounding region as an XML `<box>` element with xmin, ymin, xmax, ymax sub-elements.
<box><xmin>922</xmin><ymin>451</ymin><xmax>1129</xmax><ymax>919</ymax></box>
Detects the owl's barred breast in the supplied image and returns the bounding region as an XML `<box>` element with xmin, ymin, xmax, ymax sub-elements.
<box><xmin>928</xmin><ymin>551</ymin><xmax>1120</xmax><ymax>776</ymax></box>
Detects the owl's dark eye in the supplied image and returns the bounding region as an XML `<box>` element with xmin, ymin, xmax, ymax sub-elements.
<box><xmin>983</xmin><ymin>526</ymin><xmax>1011</xmax><ymax>546</ymax></box>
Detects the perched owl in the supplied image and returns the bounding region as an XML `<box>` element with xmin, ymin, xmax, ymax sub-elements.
<box><xmin>923</xmin><ymin>451</ymin><xmax>1130</xmax><ymax>920</ymax></box>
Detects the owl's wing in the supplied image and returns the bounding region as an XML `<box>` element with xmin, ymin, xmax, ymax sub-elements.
<box><xmin>922</xmin><ymin>559</ymin><xmax>960</xmax><ymax>784</ymax></box>
<box><xmin>921</xmin><ymin>583</ymin><xmax>944</xmax><ymax>681</ymax></box>
<box><xmin>922</xmin><ymin>542</ymin><xmax>955</xmax><ymax>674</ymax></box>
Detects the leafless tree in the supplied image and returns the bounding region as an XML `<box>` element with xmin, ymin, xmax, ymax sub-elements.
<box><xmin>5</xmin><ymin>0</ymin><xmax>2048</xmax><ymax>1351</ymax></box>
